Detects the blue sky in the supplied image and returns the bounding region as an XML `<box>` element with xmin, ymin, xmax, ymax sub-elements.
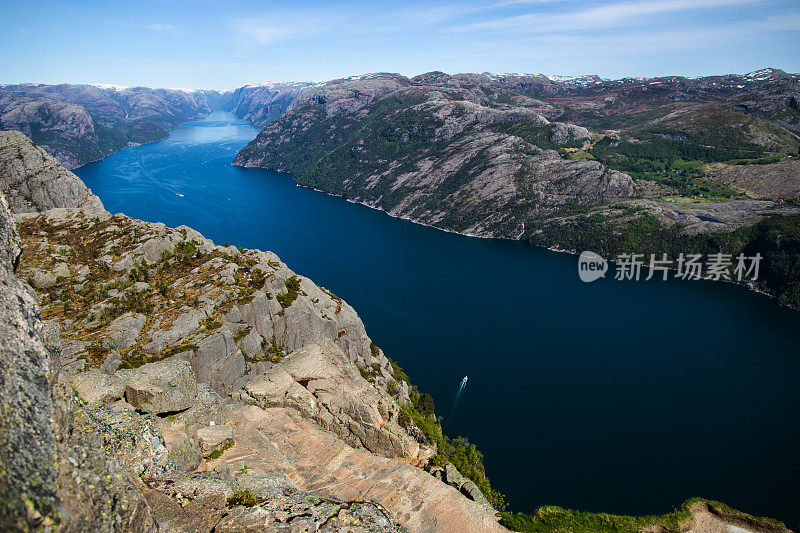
<box><xmin>1</xmin><ymin>0</ymin><xmax>798</xmax><ymax>89</ymax></box>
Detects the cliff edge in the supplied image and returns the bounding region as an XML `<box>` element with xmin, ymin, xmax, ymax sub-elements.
<box><xmin>0</xmin><ymin>130</ymin><xmax>104</xmax><ymax>213</ymax></box>
<box><xmin>0</xmin><ymin>132</ymin><xmax>505</xmax><ymax>532</ymax></box>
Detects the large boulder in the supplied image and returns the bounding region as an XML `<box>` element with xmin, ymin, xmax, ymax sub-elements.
<box><xmin>118</xmin><ymin>359</ymin><xmax>198</xmax><ymax>415</ymax></box>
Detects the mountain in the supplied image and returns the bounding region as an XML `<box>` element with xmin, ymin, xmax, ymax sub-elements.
<box><xmin>0</xmin><ymin>84</ymin><xmax>212</xmax><ymax>168</ymax></box>
<box><xmin>232</xmin><ymin>69</ymin><xmax>800</xmax><ymax>308</ymax></box>
<box><xmin>233</xmin><ymin>72</ymin><xmax>634</xmax><ymax>237</ymax></box>
<box><xmin>3</xmin><ymin>71</ymin><xmax>799</xmax><ymax>307</ymax></box>
<box><xmin>226</xmin><ymin>81</ymin><xmax>320</xmax><ymax>126</ymax></box>
<box><xmin>489</xmin><ymin>68</ymin><xmax>800</xmax><ymax>133</ymax></box>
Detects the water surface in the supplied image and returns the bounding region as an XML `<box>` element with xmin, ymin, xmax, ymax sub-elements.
<box><xmin>77</xmin><ymin>112</ymin><xmax>800</xmax><ymax>527</ymax></box>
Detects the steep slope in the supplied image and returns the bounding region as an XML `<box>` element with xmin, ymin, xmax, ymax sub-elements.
<box><xmin>0</xmin><ymin>132</ymin><xmax>508</xmax><ymax>531</ymax></box>
<box><xmin>234</xmin><ymin>73</ymin><xmax>632</xmax><ymax>238</ymax></box>
<box><xmin>227</xmin><ymin>82</ymin><xmax>319</xmax><ymax>127</ymax></box>
<box><xmin>0</xmin><ymin>84</ymin><xmax>212</xmax><ymax>168</ymax></box>
<box><xmin>0</xmin><ymin>130</ymin><xmax>103</xmax><ymax>213</ymax></box>
<box><xmin>0</xmin><ymin>194</ymin><xmax>59</xmax><ymax>529</ymax></box>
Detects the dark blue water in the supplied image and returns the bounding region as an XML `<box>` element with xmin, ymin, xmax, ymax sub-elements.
<box><xmin>77</xmin><ymin>112</ymin><xmax>800</xmax><ymax>527</ymax></box>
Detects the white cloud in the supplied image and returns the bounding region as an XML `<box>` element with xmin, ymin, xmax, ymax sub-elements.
<box><xmin>435</xmin><ymin>10</ymin><xmax>800</xmax><ymax>65</ymax></box>
<box><xmin>447</xmin><ymin>0</ymin><xmax>763</xmax><ymax>33</ymax></box>
<box><xmin>230</xmin><ymin>17</ymin><xmax>325</xmax><ymax>45</ymax></box>
<box><xmin>149</xmin><ymin>23</ymin><xmax>176</xmax><ymax>33</ymax></box>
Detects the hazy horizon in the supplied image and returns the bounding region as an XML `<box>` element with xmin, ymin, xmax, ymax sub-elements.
<box><xmin>0</xmin><ymin>65</ymin><xmax>796</xmax><ymax>92</ymax></box>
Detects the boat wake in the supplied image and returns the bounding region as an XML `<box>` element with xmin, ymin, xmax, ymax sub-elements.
<box><xmin>448</xmin><ymin>376</ymin><xmax>468</xmax><ymax>423</ymax></box>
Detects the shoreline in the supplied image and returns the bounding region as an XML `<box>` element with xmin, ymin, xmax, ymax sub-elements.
<box><xmin>69</xmin><ymin>112</ymin><xmax>213</xmax><ymax>171</ymax></box>
<box><xmin>235</xmin><ymin>161</ymin><xmax>793</xmax><ymax>311</ymax></box>
<box><xmin>71</xmin><ymin>111</ymin><xmax>793</xmax><ymax>313</ymax></box>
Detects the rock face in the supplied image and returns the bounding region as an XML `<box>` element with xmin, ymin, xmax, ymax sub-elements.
<box><xmin>214</xmin><ymin>404</ymin><xmax>507</xmax><ymax>533</ymax></box>
<box><xmin>232</xmin><ymin>69</ymin><xmax>800</xmax><ymax>243</ymax></box>
<box><xmin>227</xmin><ymin>82</ymin><xmax>319</xmax><ymax>127</ymax></box>
<box><xmin>0</xmin><ymin>130</ymin><xmax>104</xmax><ymax>213</ymax></box>
<box><xmin>0</xmin><ymin>84</ymin><xmax>211</xmax><ymax>168</ymax></box>
<box><xmin>142</xmin><ymin>472</ymin><xmax>405</xmax><ymax>532</ymax></box>
<box><xmin>233</xmin><ymin>72</ymin><xmax>635</xmax><ymax>239</ymax></box>
<box><xmin>0</xmin><ymin>193</ymin><xmax>59</xmax><ymax>529</ymax></box>
<box><xmin>239</xmin><ymin>339</ymin><xmax>429</xmax><ymax>462</ymax></box>
<box><xmin>15</xmin><ymin>207</ymin><xmax>402</xmax><ymax>398</ymax></box>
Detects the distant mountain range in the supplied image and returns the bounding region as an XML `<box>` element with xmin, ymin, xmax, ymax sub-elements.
<box><xmin>3</xmin><ymin>68</ymin><xmax>797</xmax><ymax>169</ymax></box>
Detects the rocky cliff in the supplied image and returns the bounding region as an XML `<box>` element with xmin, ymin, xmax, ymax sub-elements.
<box><xmin>0</xmin><ymin>130</ymin><xmax>103</xmax><ymax>213</ymax></box>
<box><xmin>0</xmin><ymin>132</ymin><xmax>508</xmax><ymax>531</ymax></box>
<box><xmin>232</xmin><ymin>70</ymin><xmax>800</xmax><ymax>240</ymax></box>
<box><xmin>233</xmin><ymin>72</ymin><xmax>632</xmax><ymax>238</ymax></box>
<box><xmin>227</xmin><ymin>82</ymin><xmax>320</xmax><ymax>127</ymax></box>
<box><xmin>0</xmin><ymin>84</ymin><xmax>212</xmax><ymax>168</ymax></box>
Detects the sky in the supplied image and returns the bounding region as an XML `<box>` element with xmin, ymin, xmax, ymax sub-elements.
<box><xmin>1</xmin><ymin>0</ymin><xmax>798</xmax><ymax>89</ymax></box>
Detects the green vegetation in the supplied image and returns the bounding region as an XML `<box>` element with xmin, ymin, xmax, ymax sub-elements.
<box><xmin>391</xmin><ymin>359</ymin><xmax>507</xmax><ymax>511</ymax></box>
<box><xmin>120</xmin><ymin>341</ymin><xmax>197</xmax><ymax>369</ymax></box>
<box><xmin>591</xmin><ymin>135</ymin><xmax>759</xmax><ymax>173</ymax></box>
<box><xmin>249</xmin><ymin>269</ymin><xmax>266</xmax><ymax>290</ymax></box>
<box><xmin>358</xmin><ymin>362</ymin><xmax>383</xmax><ymax>383</ymax></box>
<box><xmin>159</xmin><ymin>343</ymin><xmax>198</xmax><ymax>358</ymax></box>
<box><xmin>228</xmin><ymin>488</ymin><xmax>260</xmax><ymax>507</ymax></box>
<box><xmin>119</xmin><ymin>351</ymin><xmax>155</xmax><ymax>370</ymax></box>
<box><xmin>100</xmin><ymin>288</ymin><xmax>155</xmax><ymax>322</ymax></box>
<box><xmin>200</xmin><ymin>316</ymin><xmax>223</xmax><ymax>333</ymax></box>
<box><xmin>266</xmin><ymin>335</ymin><xmax>286</xmax><ymax>361</ymax></box>
<box><xmin>245</xmin><ymin>335</ymin><xmax>286</xmax><ymax>364</ymax></box>
<box><xmin>490</xmin><ymin>123</ymin><xmax>561</xmax><ymax>151</ymax></box>
<box><xmin>387</xmin><ymin>358</ymin><xmax>409</xmax><ymax>383</ymax></box>
<box><xmin>233</xmin><ymin>326</ymin><xmax>252</xmax><ymax>342</ymax></box>
<box><xmin>276</xmin><ymin>275</ymin><xmax>302</xmax><ymax>308</ymax></box>
<box><xmin>128</xmin><ymin>260</ymin><xmax>150</xmax><ymax>283</ymax></box>
<box><xmin>500</xmin><ymin>498</ymin><xmax>787</xmax><ymax>533</ymax></box>
<box><xmin>585</xmin><ymin>132</ymin><xmax>790</xmax><ymax>199</ymax></box>
<box><xmin>501</xmin><ymin>504</ymin><xmax>690</xmax><ymax>532</ymax></box>
<box><xmin>208</xmin><ymin>440</ymin><xmax>235</xmax><ymax>460</ymax></box>
<box><xmin>531</xmin><ymin>213</ymin><xmax>800</xmax><ymax>308</ymax></box>
<box><xmin>85</xmin><ymin>343</ymin><xmax>110</xmax><ymax>366</ymax></box>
